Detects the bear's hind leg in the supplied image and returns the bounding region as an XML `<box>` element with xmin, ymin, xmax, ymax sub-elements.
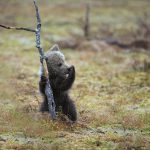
<box><xmin>40</xmin><ymin>96</ymin><xmax>49</xmax><ymax>112</ymax></box>
<box><xmin>62</xmin><ymin>98</ymin><xmax>77</xmax><ymax>122</ymax></box>
<box><xmin>39</xmin><ymin>65</ymin><xmax>49</xmax><ymax>112</ymax></box>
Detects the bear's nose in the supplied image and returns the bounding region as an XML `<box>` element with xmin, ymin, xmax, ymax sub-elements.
<box><xmin>67</xmin><ymin>65</ymin><xmax>74</xmax><ymax>72</ymax></box>
<box><xmin>67</xmin><ymin>67</ymin><xmax>71</xmax><ymax>72</ymax></box>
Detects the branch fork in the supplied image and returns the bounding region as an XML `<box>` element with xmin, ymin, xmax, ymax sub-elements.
<box><xmin>0</xmin><ymin>0</ymin><xmax>56</xmax><ymax>120</ymax></box>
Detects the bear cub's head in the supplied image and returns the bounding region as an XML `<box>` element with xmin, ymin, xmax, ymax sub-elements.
<box><xmin>45</xmin><ymin>44</ymin><xmax>73</xmax><ymax>79</ymax></box>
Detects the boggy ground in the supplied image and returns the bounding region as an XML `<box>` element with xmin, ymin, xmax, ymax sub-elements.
<box><xmin>0</xmin><ymin>0</ymin><xmax>150</xmax><ymax>149</ymax></box>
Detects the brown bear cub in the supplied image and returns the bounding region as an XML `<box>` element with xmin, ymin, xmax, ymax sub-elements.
<box><xmin>39</xmin><ymin>45</ymin><xmax>77</xmax><ymax>122</ymax></box>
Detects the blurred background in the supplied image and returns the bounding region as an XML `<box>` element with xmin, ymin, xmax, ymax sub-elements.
<box><xmin>0</xmin><ymin>0</ymin><xmax>150</xmax><ymax>50</ymax></box>
<box><xmin>0</xmin><ymin>0</ymin><xmax>150</xmax><ymax>149</ymax></box>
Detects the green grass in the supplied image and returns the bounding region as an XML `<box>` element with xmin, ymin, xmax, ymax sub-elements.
<box><xmin>0</xmin><ymin>0</ymin><xmax>150</xmax><ymax>149</ymax></box>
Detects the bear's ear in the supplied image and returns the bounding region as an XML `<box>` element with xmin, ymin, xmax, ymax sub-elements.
<box><xmin>50</xmin><ymin>44</ymin><xmax>60</xmax><ymax>51</ymax></box>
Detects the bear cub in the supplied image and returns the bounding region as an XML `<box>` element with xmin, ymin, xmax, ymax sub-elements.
<box><xmin>39</xmin><ymin>45</ymin><xmax>77</xmax><ymax>122</ymax></box>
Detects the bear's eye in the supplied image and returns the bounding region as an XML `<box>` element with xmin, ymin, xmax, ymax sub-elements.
<box><xmin>58</xmin><ymin>63</ymin><xmax>62</xmax><ymax>67</ymax></box>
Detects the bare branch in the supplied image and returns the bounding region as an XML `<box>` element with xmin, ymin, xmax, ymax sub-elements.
<box><xmin>0</xmin><ymin>24</ymin><xmax>36</xmax><ymax>33</ymax></box>
<box><xmin>84</xmin><ymin>4</ymin><xmax>90</xmax><ymax>39</ymax></box>
<box><xmin>33</xmin><ymin>0</ymin><xmax>56</xmax><ymax>120</ymax></box>
<box><xmin>33</xmin><ymin>0</ymin><xmax>44</xmax><ymax>59</ymax></box>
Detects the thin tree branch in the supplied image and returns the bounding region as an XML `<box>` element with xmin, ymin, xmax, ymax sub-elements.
<box><xmin>84</xmin><ymin>4</ymin><xmax>90</xmax><ymax>39</ymax></box>
<box><xmin>33</xmin><ymin>0</ymin><xmax>44</xmax><ymax>59</ymax></box>
<box><xmin>0</xmin><ymin>24</ymin><xmax>36</xmax><ymax>33</ymax></box>
<box><xmin>33</xmin><ymin>0</ymin><xmax>56</xmax><ymax>120</ymax></box>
